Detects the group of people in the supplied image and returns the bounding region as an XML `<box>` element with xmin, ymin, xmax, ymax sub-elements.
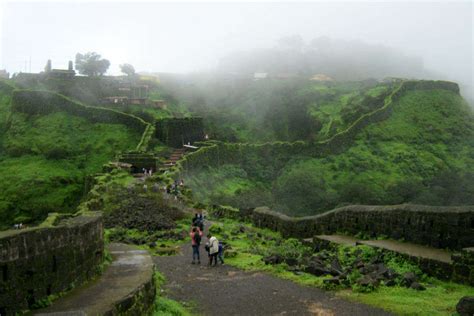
<box><xmin>13</xmin><ymin>223</ymin><xmax>25</xmax><ymax>230</ymax></box>
<box><xmin>165</xmin><ymin>180</ymin><xmax>185</xmax><ymax>200</ymax></box>
<box><xmin>141</xmin><ymin>168</ymin><xmax>153</xmax><ymax>177</ymax></box>
<box><xmin>190</xmin><ymin>213</ymin><xmax>224</xmax><ymax>266</ymax></box>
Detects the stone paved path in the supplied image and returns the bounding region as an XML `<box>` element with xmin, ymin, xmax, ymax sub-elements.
<box><xmin>154</xmin><ymin>228</ymin><xmax>392</xmax><ymax>316</ymax></box>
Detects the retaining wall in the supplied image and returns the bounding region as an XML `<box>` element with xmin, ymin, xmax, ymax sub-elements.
<box><xmin>252</xmin><ymin>205</ymin><xmax>474</xmax><ymax>250</ymax></box>
<box><xmin>0</xmin><ymin>212</ymin><xmax>104</xmax><ymax>315</ymax></box>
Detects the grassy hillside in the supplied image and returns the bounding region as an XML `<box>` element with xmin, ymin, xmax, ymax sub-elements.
<box><xmin>0</xmin><ymin>90</ymin><xmax>141</xmax><ymax>229</ymax></box>
<box><xmin>183</xmin><ymin>83</ymin><xmax>474</xmax><ymax>216</ymax></box>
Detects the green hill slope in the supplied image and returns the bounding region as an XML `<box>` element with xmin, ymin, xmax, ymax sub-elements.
<box><xmin>182</xmin><ymin>81</ymin><xmax>474</xmax><ymax>216</ymax></box>
<box><xmin>0</xmin><ymin>88</ymin><xmax>141</xmax><ymax>229</ymax></box>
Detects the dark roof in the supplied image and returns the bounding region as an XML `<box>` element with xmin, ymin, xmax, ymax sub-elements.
<box><xmin>50</xmin><ymin>69</ymin><xmax>75</xmax><ymax>74</ymax></box>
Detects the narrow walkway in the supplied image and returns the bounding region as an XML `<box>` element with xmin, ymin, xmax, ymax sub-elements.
<box><xmin>36</xmin><ymin>243</ymin><xmax>155</xmax><ymax>315</ymax></box>
<box><xmin>358</xmin><ymin>239</ymin><xmax>452</xmax><ymax>263</ymax></box>
<box><xmin>314</xmin><ymin>235</ymin><xmax>453</xmax><ymax>263</ymax></box>
<box><xmin>154</xmin><ymin>226</ymin><xmax>391</xmax><ymax>316</ymax></box>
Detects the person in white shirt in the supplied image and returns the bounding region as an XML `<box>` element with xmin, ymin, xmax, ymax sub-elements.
<box><xmin>207</xmin><ymin>233</ymin><xmax>219</xmax><ymax>266</ymax></box>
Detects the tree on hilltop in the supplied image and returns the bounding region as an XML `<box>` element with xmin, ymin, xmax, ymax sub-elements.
<box><xmin>75</xmin><ymin>52</ymin><xmax>110</xmax><ymax>76</ymax></box>
<box><xmin>120</xmin><ymin>63</ymin><xmax>136</xmax><ymax>76</ymax></box>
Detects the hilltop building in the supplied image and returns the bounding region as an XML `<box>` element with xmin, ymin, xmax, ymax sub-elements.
<box><xmin>101</xmin><ymin>84</ymin><xmax>150</xmax><ymax>106</ymax></box>
<box><xmin>0</xmin><ymin>70</ymin><xmax>9</xmax><ymax>79</ymax></box>
<box><xmin>44</xmin><ymin>59</ymin><xmax>75</xmax><ymax>79</ymax></box>
<box><xmin>310</xmin><ymin>74</ymin><xmax>334</xmax><ymax>82</ymax></box>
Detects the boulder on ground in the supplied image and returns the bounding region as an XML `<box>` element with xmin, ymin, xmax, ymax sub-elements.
<box><xmin>305</xmin><ymin>261</ymin><xmax>331</xmax><ymax>276</ymax></box>
<box><xmin>456</xmin><ymin>296</ymin><xmax>474</xmax><ymax>316</ymax></box>
<box><xmin>284</xmin><ymin>257</ymin><xmax>299</xmax><ymax>267</ymax></box>
<box><xmin>323</xmin><ymin>277</ymin><xmax>341</xmax><ymax>286</ymax></box>
<box><xmin>330</xmin><ymin>258</ymin><xmax>344</xmax><ymax>276</ymax></box>
<box><xmin>409</xmin><ymin>282</ymin><xmax>426</xmax><ymax>291</ymax></box>
<box><xmin>401</xmin><ymin>272</ymin><xmax>417</xmax><ymax>287</ymax></box>
<box><xmin>357</xmin><ymin>275</ymin><xmax>378</xmax><ymax>288</ymax></box>
<box><xmin>263</xmin><ymin>254</ymin><xmax>283</xmax><ymax>265</ymax></box>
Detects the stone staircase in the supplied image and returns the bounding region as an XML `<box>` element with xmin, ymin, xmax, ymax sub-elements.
<box><xmin>161</xmin><ymin>148</ymin><xmax>187</xmax><ymax>169</ymax></box>
<box><xmin>35</xmin><ymin>243</ymin><xmax>155</xmax><ymax>315</ymax></box>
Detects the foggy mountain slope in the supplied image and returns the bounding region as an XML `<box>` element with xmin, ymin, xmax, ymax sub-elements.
<box><xmin>182</xmin><ymin>80</ymin><xmax>474</xmax><ymax>216</ymax></box>
<box><xmin>158</xmin><ymin>76</ymin><xmax>402</xmax><ymax>143</ymax></box>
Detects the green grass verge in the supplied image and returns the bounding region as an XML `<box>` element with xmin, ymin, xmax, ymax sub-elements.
<box><xmin>153</xmin><ymin>271</ymin><xmax>193</xmax><ymax>316</ymax></box>
<box><xmin>338</xmin><ymin>280</ymin><xmax>474</xmax><ymax>316</ymax></box>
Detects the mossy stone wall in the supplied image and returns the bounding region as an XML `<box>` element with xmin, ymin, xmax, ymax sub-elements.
<box><xmin>0</xmin><ymin>212</ymin><xmax>104</xmax><ymax>314</ymax></box>
<box><xmin>155</xmin><ymin>117</ymin><xmax>204</xmax><ymax>147</ymax></box>
<box><xmin>252</xmin><ymin>205</ymin><xmax>474</xmax><ymax>250</ymax></box>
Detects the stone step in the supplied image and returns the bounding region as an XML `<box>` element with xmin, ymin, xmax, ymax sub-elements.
<box><xmin>35</xmin><ymin>243</ymin><xmax>155</xmax><ymax>315</ymax></box>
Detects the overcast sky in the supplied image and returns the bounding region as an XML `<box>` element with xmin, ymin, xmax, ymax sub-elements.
<box><xmin>0</xmin><ymin>1</ymin><xmax>472</xmax><ymax>90</ymax></box>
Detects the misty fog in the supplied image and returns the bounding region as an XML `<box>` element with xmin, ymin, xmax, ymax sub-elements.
<box><xmin>1</xmin><ymin>1</ymin><xmax>472</xmax><ymax>100</ymax></box>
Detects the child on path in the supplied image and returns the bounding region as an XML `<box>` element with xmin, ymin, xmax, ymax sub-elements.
<box><xmin>190</xmin><ymin>226</ymin><xmax>203</xmax><ymax>264</ymax></box>
<box><xmin>217</xmin><ymin>241</ymin><xmax>225</xmax><ymax>264</ymax></box>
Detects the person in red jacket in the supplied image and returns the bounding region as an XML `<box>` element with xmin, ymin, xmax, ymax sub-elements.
<box><xmin>190</xmin><ymin>226</ymin><xmax>203</xmax><ymax>264</ymax></box>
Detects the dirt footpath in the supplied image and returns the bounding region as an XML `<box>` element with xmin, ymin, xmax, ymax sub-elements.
<box><xmin>153</xmin><ymin>242</ymin><xmax>392</xmax><ymax>316</ymax></box>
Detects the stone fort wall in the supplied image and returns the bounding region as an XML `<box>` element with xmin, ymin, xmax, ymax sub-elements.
<box><xmin>251</xmin><ymin>204</ymin><xmax>474</xmax><ymax>250</ymax></box>
<box><xmin>0</xmin><ymin>212</ymin><xmax>104</xmax><ymax>314</ymax></box>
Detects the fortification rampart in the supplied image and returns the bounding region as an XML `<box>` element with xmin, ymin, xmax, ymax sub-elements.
<box><xmin>166</xmin><ymin>80</ymin><xmax>461</xmax><ymax>177</ymax></box>
<box><xmin>11</xmin><ymin>89</ymin><xmax>154</xmax><ymax>152</ymax></box>
<box><xmin>252</xmin><ymin>205</ymin><xmax>474</xmax><ymax>250</ymax></box>
<box><xmin>155</xmin><ymin>117</ymin><xmax>205</xmax><ymax>147</ymax></box>
<box><xmin>0</xmin><ymin>212</ymin><xmax>104</xmax><ymax>314</ymax></box>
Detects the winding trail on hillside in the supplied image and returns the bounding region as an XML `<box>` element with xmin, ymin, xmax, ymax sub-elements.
<box><xmin>153</xmin><ymin>222</ymin><xmax>392</xmax><ymax>316</ymax></box>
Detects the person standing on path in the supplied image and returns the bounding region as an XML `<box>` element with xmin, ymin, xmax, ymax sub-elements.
<box><xmin>207</xmin><ymin>233</ymin><xmax>219</xmax><ymax>266</ymax></box>
<box><xmin>190</xmin><ymin>227</ymin><xmax>203</xmax><ymax>264</ymax></box>
<box><xmin>217</xmin><ymin>241</ymin><xmax>225</xmax><ymax>264</ymax></box>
